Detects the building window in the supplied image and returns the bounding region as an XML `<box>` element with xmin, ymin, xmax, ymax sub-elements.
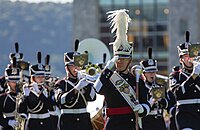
<box><xmin>99</xmin><ymin>0</ymin><xmax>169</xmax><ymax>74</ymax></box>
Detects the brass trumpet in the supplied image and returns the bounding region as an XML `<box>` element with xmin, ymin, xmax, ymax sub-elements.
<box><xmin>78</xmin><ymin>64</ymin><xmax>101</xmax><ymax>83</ymax></box>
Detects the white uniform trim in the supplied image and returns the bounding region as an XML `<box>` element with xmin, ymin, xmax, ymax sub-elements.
<box><xmin>164</xmin><ymin>98</ymin><xmax>168</xmax><ymax>109</ymax></box>
<box><xmin>19</xmin><ymin>113</ymin><xmax>28</xmax><ymax>119</ymax></box>
<box><xmin>90</xmin><ymin>88</ymin><xmax>96</xmax><ymax>99</ymax></box>
<box><xmin>169</xmin><ymin>106</ymin><xmax>175</xmax><ymax>116</ymax></box>
<box><xmin>180</xmin><ymin>83</ymin><xmax>186</xmax><ymax>94</ymax></box>
<box><xmin>195</xmin><ymin>85</ymin><xmax>200</xmax><ymax>91</ymax></box>
<box><xmin>49</xmin><ymin>111</ymin><xmax>58</xmax><ymax>116</ymax></box>
<box><xmin>141</xmin><ymin>103</ymin><xmax>150</xmax><ymax>115</ymax></box>
<box><xmin>177</xmin><ymin>99</ymin><xmax>200</xmax><ymax>105</ymax></box>
<box><xmin>3</xmin><ymin>112</ymin><xmax>15</xmax><ymax>118</ymax></box>
<box><xmin>94</xmin><ymin>78</ymin><xmax>102</xmax><ymax>93</ymax></box>
<box><xmin>182</xmin><ymin>128</ymin><xmax>193</xmax><ymax>130</ymax></box>
<box><xmin>28</xmin><ymin>113</ymin><xmax>50</xmax><ymax>119</ymax></box>
<box><xmin>61</xmin><ymin>108</ymin><xmax>87</xmax><ymax>114</ymax></box>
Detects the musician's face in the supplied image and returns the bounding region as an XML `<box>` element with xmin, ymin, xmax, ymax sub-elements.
<box><xmin>115</xmin><ymin>58</ymin><xmax>131</xmax><ymax>72</ymax></box>
<box><xmin>8</xmin><ymin>81</ymin><xmax>17</xmax><ymax>91</ymax></box>
<box><xmin>180</xmin><ymin>54</ymin><xmax>193</xmax><ymax>68</ymax></box>
<box><xmin>144</xmin><ymin>71</ymin><xmax>156</xmax><ymax>83</ymax></box>
<box><xmin>34</xmin><ymin>76</ymin><xmax>45</xmax><ymax>83</ymax></box>
<box><xmin>66</xmin><ymin>64</ymin><xmax>81</xmax><ymax>78</ymax></box>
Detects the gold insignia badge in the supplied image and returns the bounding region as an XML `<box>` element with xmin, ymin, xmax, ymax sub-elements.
<box><xmin>151</xmin><ymin>86</ymin><xmax>165</xmax><ymax>100</ymax></box>
<box><xmin>74</xmin><ymin>53</ymin><xmax>88</xmax><ymax>67</ymax></box>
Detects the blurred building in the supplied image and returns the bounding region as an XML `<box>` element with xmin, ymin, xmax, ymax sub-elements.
<box><xmin>73</xmin><ymin>0</ymin><xmax>200</xmax><ymax>74</ymax></box>
<box><xmin>168</xmin><ymin>0</ymin><xmax>200</xmax><ymax>72</ymax></box>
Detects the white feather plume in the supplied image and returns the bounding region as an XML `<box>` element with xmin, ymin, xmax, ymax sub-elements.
<box><xmin>107</xmin><ymin>9</ymin><xmax>132</xmax><ymax>53</ymax></box>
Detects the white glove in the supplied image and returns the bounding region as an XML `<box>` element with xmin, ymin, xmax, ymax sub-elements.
<box><xmin>8</xmin><ymin>120</ymin><xmax>19</xmax><ymax>128</ymax></box>
<box><xmin>23</xmin><ymin>86</ymin><xmax>30</xmax><ymax>96</ymax></box>
<box><xmin>133</xmin><ymin>104</ymin><xmax>144</xmax><ymax>114</ymax></box>
<box><xmin>104</xmin><ymin>56</ymin><xmax>119</xmax><ymax>70</ymax></box>
<box><xmin>74</xmin><ymin>78</ymin><xmax>89</xmax><ymax>90</ymax></box>
<box><xmin>192</xmin><ymin>62</ymin><xmax>200</xmax><ymax>75</ymax></box>
<box><xmin>32</xmin><ymin>82</ymin><xmax>40</xmax><ymax>93</ymax></box>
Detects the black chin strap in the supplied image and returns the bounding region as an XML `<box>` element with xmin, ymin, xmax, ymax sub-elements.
<box><xmin>183</xmin><ymin>62</ymin><xmax>193</xmax><ymax>70</ymax></box>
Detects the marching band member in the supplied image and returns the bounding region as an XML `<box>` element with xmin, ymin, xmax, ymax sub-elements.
<box><xmin>54</xmin><ymin>45</ymin><xmax>96</xmax><ymax>130</ymax></box>
<box><xmin>0</xmin><ymin>57</ymin><xmax>20</xmax><ymax>130</ymax></box>
<box><xmin>169</xmin><ymin>31</ymin><xmax>200</xmax><ymax>130</ymax></box>
<box><xmin>94</xmin><ymin>9</ymin><xmax>150</xmax><ymax>130</ymax></box>
<box><xmin>18</xmin><ymin>52</ymin><xmax>53</xmax><ymax>130</ymax></box>
<box><xmin>0</xmin><ymin>42</ymin><xmax>29</xmax><ymax>94</ymax></box>
<box><xmin>139</xmin><ymin>48</ymin><xmax>168</xmax><ymax>130</ymax></box>
<box><xmin>9</xmin><ymin>42</ymin><xmax>30</xmax><ymax>84</ymax></box>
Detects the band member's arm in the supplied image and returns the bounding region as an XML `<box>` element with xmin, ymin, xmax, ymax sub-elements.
<box><xmin>38</xmin><ymin>90</ymin><xmax>54</xmax><ymax>111</ymax></box>
<box><xmin>177</xmin><ymin>63</ymin><xmax>200</xmax><ymax>94</ymax></box>
<box><xmin>179</xmin><ymin>75</ymin><xmax>200</xmax><ymax>94</ymax></box>
<box><xmin>82</xmin><ymin>83</ymin><xmax>96</xmax><ymax>101</ymax></box>
<box><xmin>54</xmin><ymin>80</ymin><xmax>65</xmax><ymax>105</ymax></box>
<box><xmin>18</xmin><ymin>95</ymin><xmax>28</xmax><ymax>119</ymax></box>
<box><xmin>169</xmin><ymin>72</ymin><xmax>180</xmax><ymax>94</ymax></box>
<box><xmin>18</xmin><ymin>85</ymin><xmax>30</xmax><ymax>119</ymax></box>
<box><xmin>138</xmin><ymin>80</ymin><xmax>151</xmax><ymax>117</ymax></box>
<box><xmin>54</xmin><ymin>80</ymin><xmax>79</xmax><ymax>106</ymax></box>
<box><xmin>94</xmin><ymin>68</ymin><xmax>113</xmax><ymax>94</ymax></box>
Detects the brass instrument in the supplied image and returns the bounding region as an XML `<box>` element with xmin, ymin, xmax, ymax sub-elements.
<box><xmin>15</xmin><ymin>93</ymin><xmax>26</xmax><ymax>130</ymax></box>
<box><xmin>78</xmin><ymin>64</ymin><xmax>101</xmax><ymax>83</ymax></box>
<box><xmin>188</xmin><ymin>43</ymin><xmax>200</xmax><ymax>64</ymax></box>
<box><xmin>189</xmin><ymin>43</ymin><xmax>200</xmax><ymax>58</ymax></box>
<box><xmin>150</xmin><ymin>74</ymin><xmax>168</xmax><ymax>118</ymax></box>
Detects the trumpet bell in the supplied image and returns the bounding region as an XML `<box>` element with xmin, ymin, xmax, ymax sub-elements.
<box><xmin>86</xmin><ymin>64</ymin><xmax>101</xmax><ymax>76</ymax></box>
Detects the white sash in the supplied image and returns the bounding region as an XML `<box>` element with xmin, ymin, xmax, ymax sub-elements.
<box><xmin>110</xmin><ymin>71</ymin><xmax>142</xmax><ymax>128</ymax></box>
<box><xmin>110</xmin><ymin>71</ymin><xmax>136</xmax><ymax>109</ymax></box>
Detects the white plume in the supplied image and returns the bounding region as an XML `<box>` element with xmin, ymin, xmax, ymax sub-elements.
<box><xmin>107</xmin><ymin>9</ymin><xmax>132</xmax><ymax>52</ymax></box>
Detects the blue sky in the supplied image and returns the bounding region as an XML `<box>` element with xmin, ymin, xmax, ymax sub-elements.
<box><xmin>10</xmin><ymin>0</ymin><xmax>73</xmax><ymax>3</ymax></box>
